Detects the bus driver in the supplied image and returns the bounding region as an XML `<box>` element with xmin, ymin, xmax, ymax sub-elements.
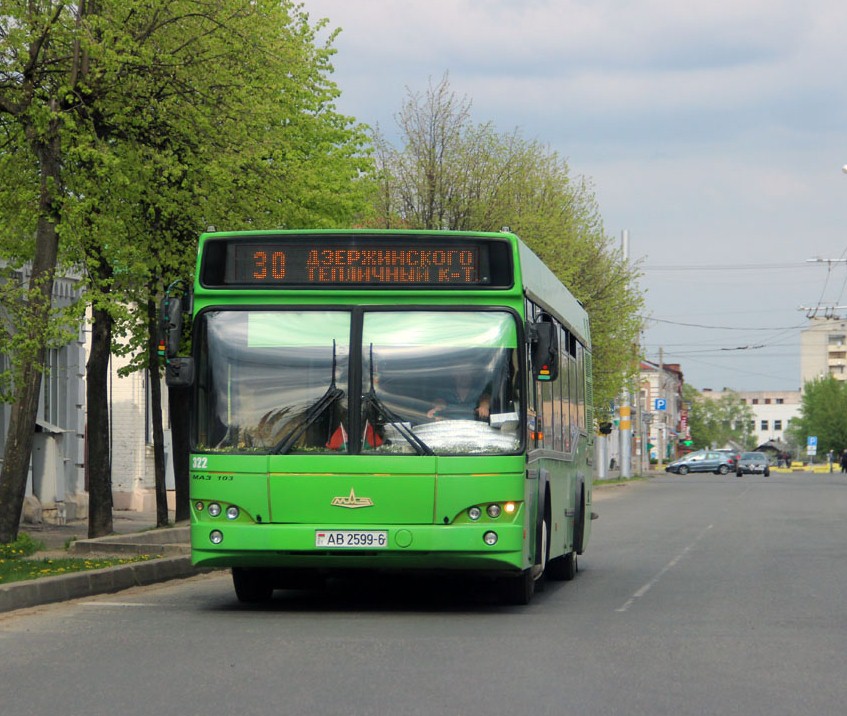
<box><xmin>426</xmin><ymin>370</ymin><xmax>490</xmax><ymax>421</ymax></box>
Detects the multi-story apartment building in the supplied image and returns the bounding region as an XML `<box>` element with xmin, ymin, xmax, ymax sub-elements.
<box><xmin>800</xmin><ymin>317</ymin><xmax>847</xmax><ymax>385</ymax></box>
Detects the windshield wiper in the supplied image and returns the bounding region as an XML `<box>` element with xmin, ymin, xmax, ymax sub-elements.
<box><xmin>361</xmin><ymin>390</ymin><xmax>433</xmax><ymax>456</ymax></box>
<box><xmin>272</xmin><ymin>340</ymin><xmax>343</xmax><ymax>455</ymax></box>
<box><xmin>363</xmin><ymin>344</ymin><xmax>433</xmax><ymax>456</ymax></box>
<box><xmin>272</xmin><ymin>386</ymin><xmax>344</xmax><ymax>454</ymax></box>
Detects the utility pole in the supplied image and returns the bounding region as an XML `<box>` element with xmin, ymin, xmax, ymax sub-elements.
<box><xmin>657</xmin><ymin>347</ymin><xmax>664</xmax><ymax>470</ymax></box>
<box><xmin>619</xmin><ymin>230</ymin><xmax>632</xmax><ymax>477</ymax></box>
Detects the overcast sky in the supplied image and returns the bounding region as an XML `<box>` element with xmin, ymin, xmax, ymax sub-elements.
<box><xmin>305</xmin><ymin>0</ymin><xmax>847</xmax><ymax>392</ymax></box>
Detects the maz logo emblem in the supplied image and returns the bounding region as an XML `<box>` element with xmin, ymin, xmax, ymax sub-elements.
<box><xmin>331</xmin><ymin>489</ymin><xmax>374</xmax><ymax>509</ymax></box>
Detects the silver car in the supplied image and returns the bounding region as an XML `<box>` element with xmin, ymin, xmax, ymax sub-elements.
<box><xmin>736</xmin><ymin>451</ymin><xmax>770</xmax><ymax>477</ymax></box>
<box><xmin>665</xmin><ymin>449</ymin><xmax>733</xmax><ymax>475</ymax></box>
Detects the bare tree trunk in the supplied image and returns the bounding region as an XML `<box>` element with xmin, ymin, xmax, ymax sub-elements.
<box><xmin>0</xmin><ymin>332</ymin><xmax>49</xmax><ymax>543</ymax></box>
<box><xmin>87</xmin><ymin>290</ymin><xmax>114</xmax><ymax>537</ymax></box>
<box><xmin>0</xmin><ymin>131</ymin><xmax>62</xmax><ymax>544</ymax></box>
<box><xmin>148</xmin><ymin>299</ymin><xmax>169</xmax><ymax>527</ymax></box>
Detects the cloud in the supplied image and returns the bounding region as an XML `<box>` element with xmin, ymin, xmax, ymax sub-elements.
<box><xmin>305</xmin><ymin>0</ymin><xmax>847</xmax><ymax>390</ymax></box>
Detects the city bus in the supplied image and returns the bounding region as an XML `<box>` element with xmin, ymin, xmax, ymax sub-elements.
<box><xmin>162</xmin><ymin>229</ymin><xmax>595</xmax><ymax>604</ymax></box>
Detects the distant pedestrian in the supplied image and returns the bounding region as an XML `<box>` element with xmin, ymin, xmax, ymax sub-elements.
<box><xmin>840</xmin><ymin>450</ymin><xmax>847</xmax><ymax>473</ymax></box>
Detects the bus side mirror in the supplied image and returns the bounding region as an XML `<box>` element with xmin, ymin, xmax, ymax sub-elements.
<box><xmin>528</xmin><ymin>316</ymin><xmax>559</xmax><ymax>381</ymax></box>
<box><xmin>160</xmin><ymin>296</ymin><xmax>184</xmax><ymax>358</ymax></box>
<box><xmin>165</xmin><ymin>356</ymin><xmax>195</xmax><ymax>387</ymax></box>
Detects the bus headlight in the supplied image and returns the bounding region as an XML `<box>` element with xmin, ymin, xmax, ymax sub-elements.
<box><xmin>208</xmin><ymin>503</ymin><xmax>222</xmax><ymax>517</ymax></box>
<box><xmin>226</xmin><ymin>506</ymin><xmax>239</xmax><ymax>520</ymax></box>
<box><xmin>483</xmin><ymin>531</ymin><xmax>498</xmax><ymax>546</ymax></box>
<box><xmin>209</xmin><ymin>530</ymin><xmax>224</xmax><ymax>544</ymax></box>
<box><xmin>486</xmin><ymin>504</ymin><xmax>502</xmax><ymax>518</ymax></box>
<box><xmin>468</xmin><ymin>506</ymin><xmax>482</xmax><ymax>521</ymax></box>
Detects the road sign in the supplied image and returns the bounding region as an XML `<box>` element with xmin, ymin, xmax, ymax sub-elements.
<box><xmin>807</xmin><ymin>436</ymin><xmax>817</xmax><ymax>456</ymax></box>
<box><xmin>654</xmin><ymin>398</ymin><xmax>667</xmax><ymax>411</ymax></box>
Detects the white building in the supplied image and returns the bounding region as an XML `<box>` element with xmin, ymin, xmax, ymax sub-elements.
<box><xmin>107</xmin><ymin>350</ymin><xmax>174</xmax><ymax>512</ymax></box>
<box><xmin>2</xmin><ymin>296</ymin><xmax>174</xmax><ymax>524</ymax></box>
<box><xmin>700</xmin><ymin>388</ymin><xmax>801</xmax><ymax>449</ymax></box>
<box><xmin>0</xmin><ymin>269</ymin><xmax>87</xmax><ymax>524</ymax></box>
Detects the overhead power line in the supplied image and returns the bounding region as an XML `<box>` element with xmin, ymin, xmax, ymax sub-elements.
<box><xmin>646</xmin><ymin>317</ymin><xmax>808</xmax><ymax>331</ymax></box>
<box><xmin>642</xmin><ymin>262</ymin><xmax>817</xmax><ymax>272</ymax></box>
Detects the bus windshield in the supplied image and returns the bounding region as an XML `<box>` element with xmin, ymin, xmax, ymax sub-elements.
<box><xmin>194</xmin><ymin>309</ymin><xmax>521</xmax><ymax>455</ymax></box>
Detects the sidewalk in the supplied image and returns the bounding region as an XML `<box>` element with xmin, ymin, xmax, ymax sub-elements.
<box><xmin>0</xmin><ymin>510</ymin><xmax>202</xmax><ymax>614</ymax></box>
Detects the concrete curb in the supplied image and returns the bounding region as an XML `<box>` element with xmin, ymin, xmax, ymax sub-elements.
<box><xmin>0</xmin><ymin>555</ymin><xmax>205</xmax><ymax>613</ymax></box>
<box><xmin>68</xmin><ymin>526</ymin><xmax>191</xmax><ymax>557</ymax></box>
<box><xmin>1</xmin><ymin>525</ymin><xmax>201</xmax><ymax>614</ymax></box>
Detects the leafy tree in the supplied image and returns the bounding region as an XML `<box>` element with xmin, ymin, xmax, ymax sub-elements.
<box><xmin>366</xmin><ymin>74</ymin><xmax>643</xmax><ymax>408</ymax></box>
<box><xmin>684</xmin><ymin>385</ymin><xmax>756</xmax><ymax>450</ymax></box>
<box><xmin>1</xmin><ymin>1</ymin><xmax>371</xmax><ymax>541</ymax></box>
<box><xmin>786</xmin><ymin>376</ymin><xmax>847</xmax><ymax>455</ymax></box>
<box><xmin>0</xmin><ymin>2</ymin><xmax>95</xmax><ymax>543</ymax></box>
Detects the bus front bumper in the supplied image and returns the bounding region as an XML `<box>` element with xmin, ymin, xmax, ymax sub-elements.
<box><xmin>191</xmin><ymin>521</ymin><xmax>528</xmax><ymax>573</ymax></box>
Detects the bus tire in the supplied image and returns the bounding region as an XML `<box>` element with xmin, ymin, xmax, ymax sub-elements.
<box><xmin>501</xmin><ymin>569</ymin><xmax>534</xmax><ymax>605</ymax></box>
<box><xmin>532</xmin><ymin>510</ymin><xmax>550</xmax><ymax>591</ymax></box>
<box><xmin>573</xmin><ymin>487</ymin><xmax>586</xmax><ymax>556</ymax></box>
<box><xmin>547</xmin><ymin>550</ymin><xmax>577</xmax><ymax>581</ymax></box>
<box><xmin>232</xmin><ymin>568</ymin><xmax>274</xmax><ymax>604</ymax></box>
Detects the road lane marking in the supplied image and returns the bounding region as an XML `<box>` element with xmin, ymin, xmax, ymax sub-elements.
<box><xmin>616</xmin><ymin>523</ymin><xmax>714</xmax><ymax>613</ymax></box>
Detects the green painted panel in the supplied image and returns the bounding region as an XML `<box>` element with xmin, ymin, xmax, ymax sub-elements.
<box><xmin>269</xmin><ymin>473</ymin><xmax>436</xmax><ymax>524</ymax></box>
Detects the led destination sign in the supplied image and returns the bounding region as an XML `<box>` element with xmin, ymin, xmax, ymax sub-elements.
<box><xmin>242</xmin><ymin>245</ymin><xmax>478</xmax><ymax>284</ymax></box>
<box><xmin>201</xmin><ymin>235</ymin><xmax>512</xmax><ymax>288</ymax></box>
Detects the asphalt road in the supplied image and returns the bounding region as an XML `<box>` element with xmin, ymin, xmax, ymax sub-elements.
<box><xmin>2</xmin><ymin>472</ymin><xmax>846</xmax><ymax>716</ymax></box>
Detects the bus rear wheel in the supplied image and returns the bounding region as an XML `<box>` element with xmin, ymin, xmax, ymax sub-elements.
<box><xmin>232</xmin><ymin>568</ymin><xmax>274</xmax><ymax>604</ymax></box>
<box><xmin>547</xmin><ymin>550</ymin><xmax>577</xmax><ymax>581</ymax></box>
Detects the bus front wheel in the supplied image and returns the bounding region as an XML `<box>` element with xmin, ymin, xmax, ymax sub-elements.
<box><xmin>232</xmin><ymin>568</ymin><xmax>274</xmax><ymax>604</ymax></box>
<box><xmin>501</xmin><ymin>569</ymin><xmax>534</xmax><ymax>605</ymax></box>
<box><xmin>547</xmin><ymin>550</ymin><xmax>577</xmax><ymax>581</ymax></box>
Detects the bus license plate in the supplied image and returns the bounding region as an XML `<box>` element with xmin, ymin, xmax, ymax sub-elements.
<box><xmin>315</xmin><ymin>530</ymin><xmax>388</xmax><ymax>548</ymax></box>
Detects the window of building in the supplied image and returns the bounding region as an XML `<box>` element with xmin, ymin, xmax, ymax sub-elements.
<box><xmin>761</xmin><ymin>420</ymin><xmax>768</xmax><ymax>431</ymax></box>
<box><xmin>752</xmin><ymin>399</ymin><xmax>759</xmax><ymax>405</ymax></box>
<box><xmin>776</xmin><ymin>398</ymin><xmax>784</xmax><ymax>405</ymax></box>
<box><xmin>42</xmin><ymin>348</ymin><xmax>62</xmax><ymax>426</ymax></box>
<box><xmin>774</xmin><ymin>420</ymin><xmax>782</xmax><ymax>431</ymax></box>
<box><xmin>764</xmin><ymin>398</ymin><xmax>771</xmax><ymax>404</ymax></box>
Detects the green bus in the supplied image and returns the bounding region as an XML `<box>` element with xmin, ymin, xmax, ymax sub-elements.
<box><xmin>163</xmin><ymin>229</ymin><xmax>595</xmax><ymax>605</ymax></box>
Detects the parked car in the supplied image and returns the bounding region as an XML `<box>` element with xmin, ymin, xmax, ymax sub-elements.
<box><xmin>665</xmin><ymin>449</ymin><xmax>733</xmax><ymax>475</ymax></box>
<box><xmin>714</xmin><ymin>448</ymin><xmax>739</xmax><ymax>470</ymax></box>
<box><xmin>735</xmin><ymin>451</ymin><xmax>771</xmax><ymax>477</ymax></box>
